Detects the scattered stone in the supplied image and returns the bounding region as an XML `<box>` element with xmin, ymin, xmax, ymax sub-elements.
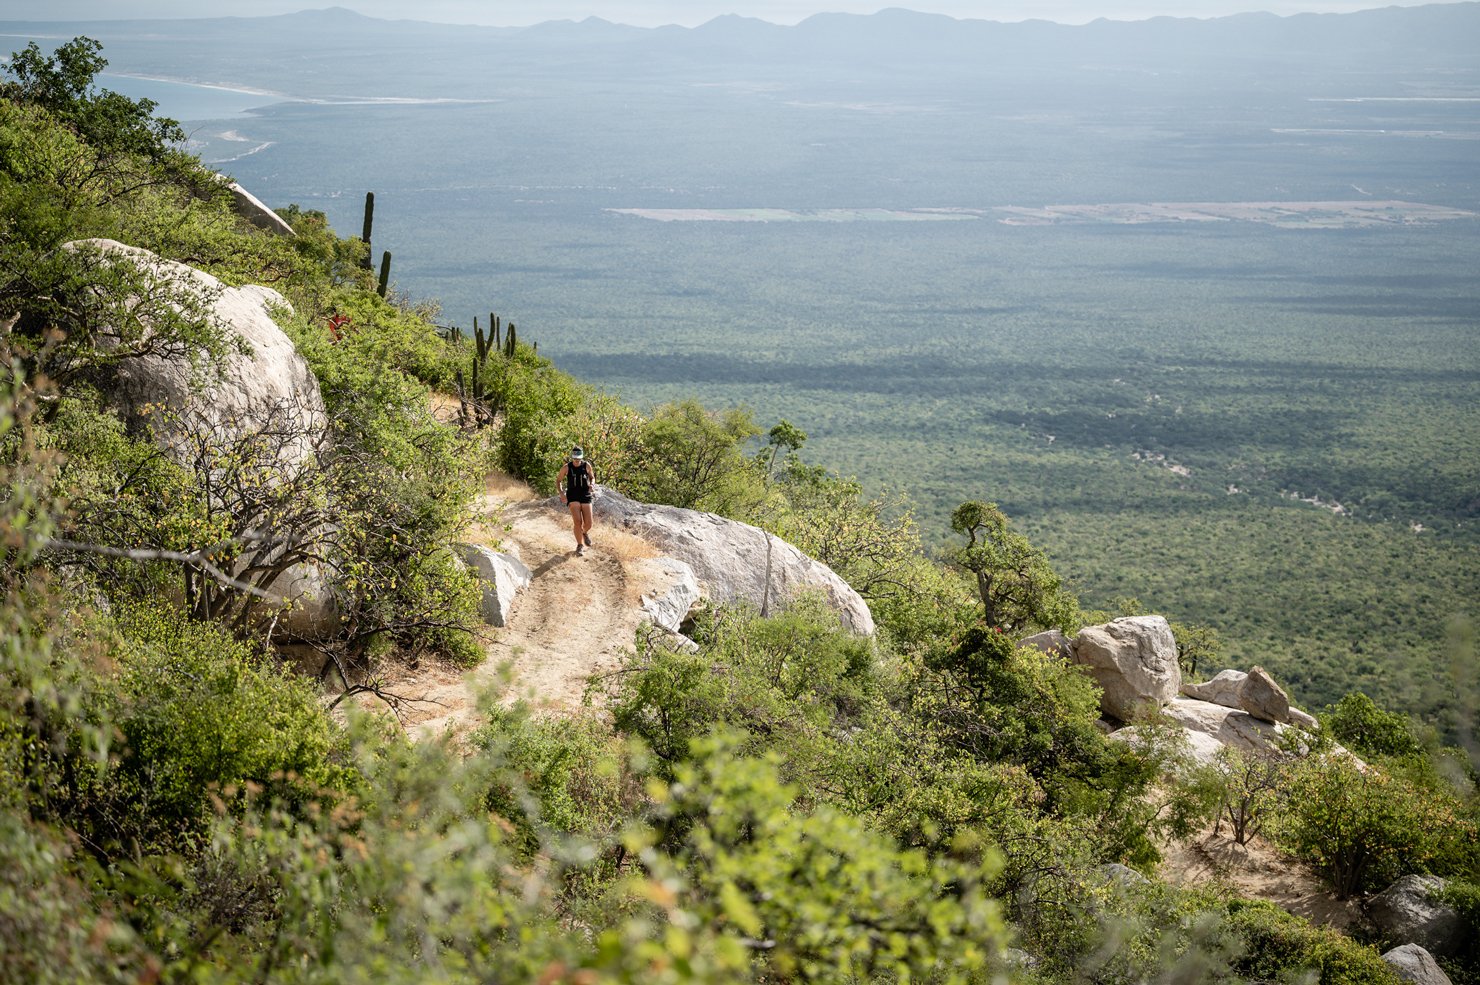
<box><xmin>1382</xmin><ymin>944</ymin><xmax>1454</xmax><ymax>985</ymax></box>
<box><xmin>1370</xmin><ymin>876</ymin><xmax>1464</xmax><ymax>957</ymax></box>
<box><xmin>1072</xmin><ymin>616</ymin><xmax>1181</xmax><ymax>721</ymax></box>
<box><xmin>1181</xmin><ymin>669</ymin><xmax>1248</xmax><ymax>709</ymax></box>
<box><xmin>1021</xmin><ymin>628</ymin><xmax>1073</xmax><ymax>661</ymax></box>
<box><xmin>586</xmin><ymin>488</ymin><xmax>875</xmax><ymax>636</ymax></box>
<box><xmin>456</xmin><ymin>543</ymin><xmax>532</xmax><ymax>628</ymax></box>
<box><xmin>1238</xmin><ymin>665</ymin><xmax>1292</xmax><ymax>724</ymax></box>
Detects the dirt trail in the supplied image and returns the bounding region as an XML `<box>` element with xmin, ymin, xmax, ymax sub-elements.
<box><xmin>1160</xmin><ymin>828</ymin><xmax>1366</xmax><ymax>930</ymax></box>
<box><xmin>403</xmin><ymin>476</ymin><xmax>666</xmax><ymax>740</ymax></box>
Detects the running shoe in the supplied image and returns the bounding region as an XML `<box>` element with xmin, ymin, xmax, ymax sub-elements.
<box><xmin>584</xmin><ymin>533</ymin><xmax>592</xmax><ymax>547</ymax></box>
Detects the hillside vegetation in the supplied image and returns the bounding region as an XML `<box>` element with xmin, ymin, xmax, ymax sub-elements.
<box><xmin>2</xmin><ymin>39</ymin><xmax>1478</xmax><ymax>985</ymax></box>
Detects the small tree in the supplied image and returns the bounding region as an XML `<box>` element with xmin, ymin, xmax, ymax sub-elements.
<box><xmin>1211</xmin><ymin>747</ymin><xmax>1283</xmax><ymax>845</ymax></box>
<box><xmin>949</xmin><ymin>500</ymin><xmax>1075</xmax><ymax>633</ymax></box>
<box><xmin>631</xmin><ymin>399</ymin><xmax>761</xmax><ymax>513</ymax></box>
<box><xmin>1276</xmin><ymin>755</ymin><xmax>1474</xmax><ymax>896</ymax></box>
<box><xmin>3</xmin><ymin>37</ymin><xmax>183</xmax><ymax>162</ymax></box>
<box><xmin>758</xmin><ymin>418</ymin><xmax>807</xmax><ymax>480</ymax></box>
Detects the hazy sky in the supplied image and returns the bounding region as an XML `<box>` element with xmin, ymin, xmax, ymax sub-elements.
<box><xmin>4</xmin><ymin>0</ymin><xmax>1441</xmax><ymax>28</ymax></box>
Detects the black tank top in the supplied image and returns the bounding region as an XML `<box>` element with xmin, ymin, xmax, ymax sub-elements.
<box><xmin>566</xmin><ymin>460</ymin><xmax>593</xmax><ymax>500</ymax></box>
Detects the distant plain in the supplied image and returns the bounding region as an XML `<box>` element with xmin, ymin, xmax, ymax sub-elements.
<box><xmin>8</xmin><ymin>5</ymin><xmax>1477</xmax><ymax>724</ymax></box>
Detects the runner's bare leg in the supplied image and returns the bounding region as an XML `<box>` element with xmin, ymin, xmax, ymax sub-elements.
<box><xmin>568</xmin><ymin>501</ymin><xmax>584</xmax><ymax>551</ymax></box>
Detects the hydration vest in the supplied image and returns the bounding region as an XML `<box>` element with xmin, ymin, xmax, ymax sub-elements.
<box><xmin>566</xmin><ymin>460</ymin><xmax>593</xmax><ymax>499</ymax></box>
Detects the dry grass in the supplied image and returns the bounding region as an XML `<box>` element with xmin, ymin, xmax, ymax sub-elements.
<box><xmin>593</xmin><ymin>522</ymin><xmax>658</xmax><ymax>565</ymax></box>
<box><xmin>484</xmin><ymin>470</ymin><xmax>537</xmax><ymax>502</ymax></box>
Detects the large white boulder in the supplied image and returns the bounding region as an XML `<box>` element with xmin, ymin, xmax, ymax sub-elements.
<box><xmin>1382</xmin><ymin>944</ymin><xmax>1454</xmax><ymax>985</ymax></box>
<box><xmin>1109</xmin><ymin>723</ymin><xmax>1226</xmax><ymax>769</ymax></box>
<box><xmin>591</xmin><ymin>488</ymin><xmax>875</xmax><ymax>636</ymax></box>
<box><xmin>67</xmin><ymin>239</ymin><xmax>335</xmax><ymax>637</ymax></box>
<box><xmin>1370</xmin><ymin>876</ymin><xmax>1464</xmax><ymax>957</ymax></box>
<box><xmin>69</xmin><ymin>239</ymin><xmax>324</xmax><ymax>461</ymax></box>
<box><xmin>1162</xmin><ymin>697</ymin><xmax>1291</xmax><ymax>756</ymax></box>
<box><xmin>1072</xmin><ymin>616</ymin><xmax>1181</xmax><ymax>721</ymax></box>
<box><xmin>456</xmin><ymin>543</ymin><xmax>532</xmax><ymax>628</ymax></box>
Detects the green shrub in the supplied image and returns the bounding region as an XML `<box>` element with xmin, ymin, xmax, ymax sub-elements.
<box><xmin>1275</xmin><ymin>753</ymin><xmax>1477</xmax><ymax>896</ymax></box>
<box><xmin>103</xmin><ymin>604</ymin><xmax>350</xmax><ymax>852</ymax></box>
<box><xmin>1223</xmin><ymin>898</ymin><xmax>1401</xmax><ymax>985</ymax></box>
<box><xmin>1325</xmin><ymin>692</ymin><xmax>1423</xmax><ymax>761</ymax></box>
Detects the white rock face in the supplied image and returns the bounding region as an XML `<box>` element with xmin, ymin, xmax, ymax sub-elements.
<box><xmin>1382</xmin><ymin>944</ymin><xmax>1454</xmax><ymax>985</ymax></box>
<box><xmin>1162</xmin><ymin>697</ymin><xmax>1291</xmax><ymax>756</ymax></box>
<box><xmin>1072</xmin><ymin>616</ymin><xmax>1181</xmax><ymax>722</ymax></box>
<box><xmin>592</xmin><ymin>488</ymin><xmax>875</xmax><ymax>636</ymax></box>
<box><xmin>69</xmin><ymin>239</ymin><xmax>323</xmax><ymax>461</ymax></box>
<box><xmin>220</xmin><ymin>177</ymin><xmax>296</xmax><ymax>237</ymax></box>
<box><xmin>1181</xmin><ymin>669</ymin><xmax>1247</xmax><ymax>708</ymax></box>
<box><xmin>457</xmin><ymin>544</ymin><xmax>532</xmax><ymax>628</ymax></box>
<box><xmin>68</xmin><ymin>239</ymin><xmax>337</xmax><ymax>637</ymax></box>
<box><xmin>636</xmin><ymin>556</ymin><xmax>701</xmax><ymax>635</ymax></box>
<box><xmin>1109</xmin><ymin>723</ymin><xmax>1225</xmax><ymax>768</ymax></box>
<box><xmin>1239</xmin><ymin>665</ymin><xmax>1293</xmax><ymax>724</ymax></box>
<box><xmin>1370</xmin><ymin>876</ymin><xmax>1464</xmax><ymax>957</ymax></box>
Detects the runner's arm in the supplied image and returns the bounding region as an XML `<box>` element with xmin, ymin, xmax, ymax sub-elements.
<box><xmin>556</xmin><ymin>463</ymin><xmax>568</xmax><ymax>498</ymax></box>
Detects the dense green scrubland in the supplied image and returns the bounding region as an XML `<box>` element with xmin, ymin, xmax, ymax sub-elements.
<box><xmin>2</xmin><ymin>39</ymin><xmax>1478</xmax><ymax>984</ymax></box>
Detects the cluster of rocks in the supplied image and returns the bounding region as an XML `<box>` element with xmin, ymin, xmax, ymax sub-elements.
<box><xmin>1371</xmin><ymin>875</ymin><xmax>1465</xmax><ymax>985</ymax></box>
<box><xmin>1024</xmin><ymin>616</ymin><xmax>1335</xmax><ymax>766</ymax></box>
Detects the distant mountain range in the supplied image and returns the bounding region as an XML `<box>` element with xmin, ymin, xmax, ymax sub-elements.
<box><xmin>5</xmin><ymin>2</ymin><xmax>1477</xmax><ymax>97</ymax></box>
<box><xmin>8</xmin><ymin>2</ymin><xmax>1480</xmax><ymax>58</ymax></box>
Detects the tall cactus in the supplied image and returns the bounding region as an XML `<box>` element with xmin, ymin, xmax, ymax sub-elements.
<box><xmin>455</xmin><ymin>318</ymin><xmax>504</xmax><ymax>429</ymax></box>
<box><xmin>504</xmin><ymin>322</ymin><xmax>517</xmax><ymax>359</ymax></box>
<box><xmin>377</xmin><ymin>251</ymin><xmax>392</xmax><ymax>298</ymax></box>
<box><xmin>360</xmin><ymin>192</ymin><xmax>375</xmax><ymax>269</ymax></box>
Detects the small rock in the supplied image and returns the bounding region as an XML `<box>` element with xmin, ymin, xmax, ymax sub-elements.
<box><xmin>1181</xmin><ymin>669</ymin><xmax>1248</xmax><ymax>708</ymax></box>
<box><xmin>1370</xmin><ymin>876</ymin><xmax>1463</xmax><ymax>957</ymax></box>
<box><xmin>1238</xmin><ymin>665</ymin><xmax>1293</xmax><ymax>724</ymax></box>
<box><xmin>456</xmin><ymin>543</ymin><xmax>531</xmax><ymax>627</ymax></box>
<box><xmin>1288</xmin><ymin>707</ymin><xmax>1319</xmax><ymax>730</ymax></box>
<box><xmin>1099</xmin><ymin>863</ymin><xmax>1148</xmax><ymax>887</ymax></box>
<box><xmin>1382</xmin><ymin>943</ymin><xmax>1454</xmax><ymax>985</ymax></box>
<box><xmin>1021</xmin><ymin>628</ymin><xmax>1073</xmax><ymax>661</ymax></box>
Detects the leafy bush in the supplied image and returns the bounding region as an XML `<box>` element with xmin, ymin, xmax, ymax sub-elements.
<box><xmin>1222</xmin><ymin>899</ymin><xmax>1402</xmax><ymax>985</ymax></box>
<box><xmin>1275</xmin><ymin>753</ymin><xmax>1478</xmax><ymax>896</ymax></box>
<box><xmin>1325</xmin><ymin>691</ymin><xmax>1424</xmax><ymax>760</ymax></box>
<box><xmin>626</xmin><ymin>399</ymin><xmax>764</xmax><ymax>514</ymax></box>
<box><xmin>95</xmin><ymin>604</ymin><xmax>349</xmax><ymax>855</ymax></box>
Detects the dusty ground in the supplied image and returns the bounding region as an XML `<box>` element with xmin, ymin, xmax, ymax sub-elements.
<box><xmin>1160</xmin><ymin>827</ymin><xmax>1367</xmax><ymax>931</ymax></box>
<box><xmin>359</xmin><ymin>471</ymin><xmax>668</xmax><ymax>742</ymax></box>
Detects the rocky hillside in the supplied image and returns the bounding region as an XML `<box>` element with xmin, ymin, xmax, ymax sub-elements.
<box><xmin>1</xmin><ymin>37</ymin><xmax>1476</xmax><ymax>985</ymax></box>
